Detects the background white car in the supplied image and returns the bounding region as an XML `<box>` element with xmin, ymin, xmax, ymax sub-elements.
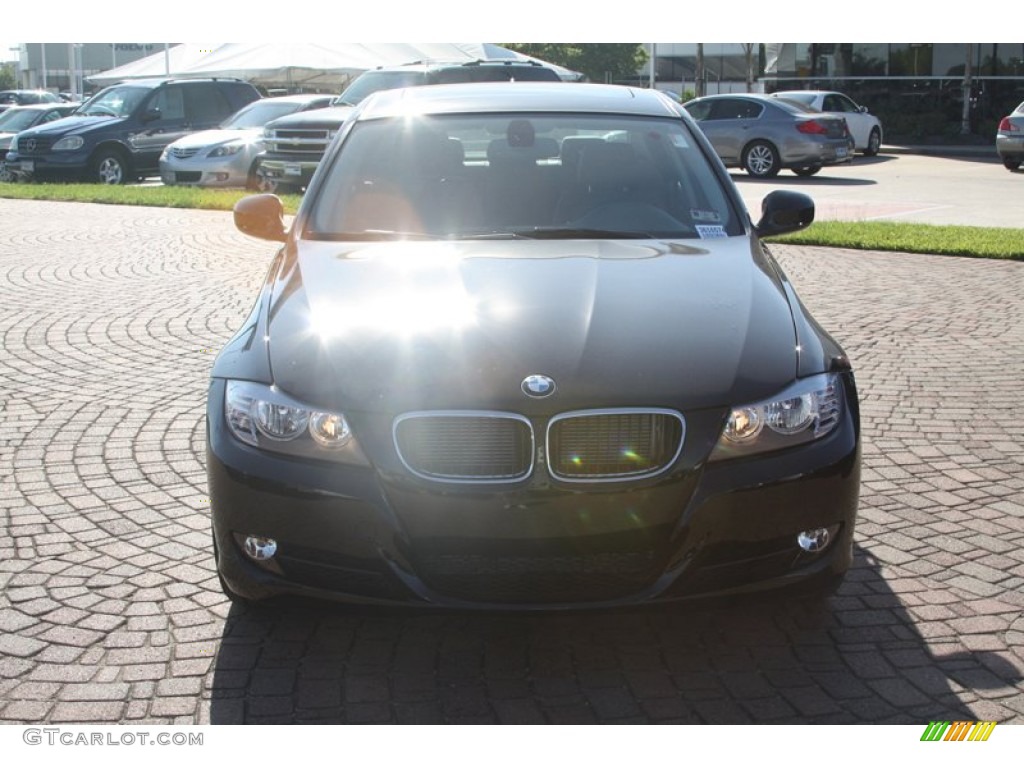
<box><xmin>160</xmin><ymin>93</ymin><xmax>332</xmax><ymax>189</ymax></box>
<box><xmin>772</xmin><ymin>90</ymin><xmax>883</xmax><ymax>156</ymax></box>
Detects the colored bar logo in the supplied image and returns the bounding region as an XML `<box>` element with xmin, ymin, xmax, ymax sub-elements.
<box><xmin>920</xmin><ymin>721</ymin><xmax>997</xmax><ymax>742</ymax></box>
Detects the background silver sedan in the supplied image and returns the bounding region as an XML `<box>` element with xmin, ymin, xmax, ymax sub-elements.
<box><xmin>996</xmin><ymin>101</ymin><xmax>1024</xmax><ymax>171</ymax></box>
<box><xmin>771</xmin><ymin>90</ymin><xmax>883</xmax><ymax>156</ymax></box>
<box><xmin>160</xmin><ymin>94</ymin><xmax>333</xmax><ymax>189</ymax></box>
<box><xmin>684</xmin><ymin>94</ymin><xmax>851</xmax><ymax>178</ymax></box>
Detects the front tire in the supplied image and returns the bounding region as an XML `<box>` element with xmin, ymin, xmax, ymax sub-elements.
<box><xmin>1003</xmin><ymin>157</ymin><xmax>1021</xmax><ymax>171</ymax></box>
<box><xmin>742</xmin><ymin>141</ymin><xmax>781</xmax><ymax>178</ymax></box>
<box><xmin>792</xmin><ymin>165</ymin><xmax>821</xmax><ymax>177</ymax></box>
<box><xmin>865</xmin><ymin>127</ymin><xmax>882</xmax><ymax>156</ymax></box>
<box><xmin>91</xmin><ymin>148</ymin><xmax>130</xmax><ymax>185</ymax></box>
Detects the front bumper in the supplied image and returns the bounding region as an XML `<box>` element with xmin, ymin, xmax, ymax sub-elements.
<box><xmin>256</xmin><ymin>155</ymin><xmax>320</xmax><ymax>188</ymax></box>
<box><xmin>159</xmin><ymin>153</ymin><xmax>252</xmax><ymax>188</ymax></box>
<box><xmin>5</xmin><ymin>148</ymin><xmax>91</xmax><ymax>181</ymax></box>
<box><xmin>207</xmin><ymin>376</ymin><xmax>860</xmax><ymax>610</ymax></box>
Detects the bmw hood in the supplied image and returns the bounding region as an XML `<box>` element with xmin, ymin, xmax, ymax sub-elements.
<box><xmin>265</xmin><ymin>238</ymin><xmax>799</xmax><ymax>414</ymax></box>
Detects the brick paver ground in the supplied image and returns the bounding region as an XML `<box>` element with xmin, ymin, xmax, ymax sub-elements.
<box><xmin>1</xmin><ymin>199</ymin><xmax>1022</xmax><ymax>724</ymax></box>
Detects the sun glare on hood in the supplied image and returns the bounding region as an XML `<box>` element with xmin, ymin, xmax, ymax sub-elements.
<box><xmin>307</xmin><ymin>249</ymin><xmax>517</xmax><ymax>340</ymax></box>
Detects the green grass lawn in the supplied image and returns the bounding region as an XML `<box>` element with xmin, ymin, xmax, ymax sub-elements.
<box><xmin>1</xmin><ymin>182</ymin><xmax>1022</xmax><ymax>260</ymax></box>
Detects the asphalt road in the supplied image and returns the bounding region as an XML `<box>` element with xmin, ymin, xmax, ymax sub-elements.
<box><xmin>735</xmin><ymin>151</ymin><xmax>1021</xmax><ymax>228</ymax></box>
<box><xmin>0</xmin><ymin>198</ymin><xmax>1022</xmax><ymax>726</ymax></box>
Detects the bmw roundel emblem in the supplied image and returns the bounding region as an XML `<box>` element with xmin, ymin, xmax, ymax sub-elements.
<box><xmin>521</xmin><ymin>374</ymin><xmax>556</xmax><ymax>398</ymax></box>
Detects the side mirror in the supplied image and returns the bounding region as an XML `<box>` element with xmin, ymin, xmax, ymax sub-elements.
<box><xmin>858</xmin><ymin>105</ymin><xmax>869</xmax><ymax>113</ymax></box>
<box><xmin>754</xmin><ymin>190</ymin><xmax>815</xmax><ymax>238</ymax></box>
<box><xmin>234</xmin><ymin>194</ymin><xmax>287</xmax><ymax>242</ymax></box>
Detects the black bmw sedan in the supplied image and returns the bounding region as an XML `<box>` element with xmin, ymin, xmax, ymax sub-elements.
<box><xmin>208</xmin><ymin>82</ymin><xmax>860</xmax><ymax>609</ymax></box>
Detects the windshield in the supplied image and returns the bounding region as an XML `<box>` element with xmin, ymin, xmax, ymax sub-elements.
<box><xmin>222</xmin><ymin>100</ymin><xmax>303</xmax><ymax>129</ymax></box>
<box><xmin>333</xmin><ymin>71</ymin><xmax>427</xmax><ymax>106</ymax></box>
<box><xmin>307</xmin><ymin>112</ymin><xmax>743</xmax><ymax>241</ymax></box>
<box><xmin>0</xmin><ymin>108</ymin><xmax>44</xmax><ymax>131</ymax></box>
<box><xmin>78</xmin><ymin>85</ymin><xmax>149</xmax><ymax>118</ymax></box>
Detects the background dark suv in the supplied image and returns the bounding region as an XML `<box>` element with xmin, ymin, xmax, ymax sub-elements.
<box><xmin>8</xmin><ymin>78</ymin><xmax>261</xmax><ymax>184</ymax></box>
<box><xmin>256</xmin><ymin>60</ymin><xmax>562</xmax><ymax>193</ymax></box>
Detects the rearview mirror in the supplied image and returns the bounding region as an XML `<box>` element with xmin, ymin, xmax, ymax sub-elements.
<box><xmin>234</xmin><ymin>194</ymin><xmax>287</xmax><ymax>242</ymax></box>
<box><xmin>754</xmin><ymin>190</ymin><xmax>815</xmax><ymax>238</ymax></box>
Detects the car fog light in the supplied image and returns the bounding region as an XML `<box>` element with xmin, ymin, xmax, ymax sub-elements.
<box><xmin>797</xmin><ymin>527</ymin><xmax>832</xmax><ymax>553</ymax></box>
<box><xmin>244</xmin><ymin>535</ymin><xmax>277</xmax><ymax>561</ymax></box>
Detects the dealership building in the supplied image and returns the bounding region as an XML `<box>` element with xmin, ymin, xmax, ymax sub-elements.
<box><xmin>643</xmin><ymin>43</ymin><xmax>1024</xmax><ymax>131</ymax></box>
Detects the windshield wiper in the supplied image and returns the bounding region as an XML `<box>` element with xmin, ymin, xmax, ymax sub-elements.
<box><xmin>508</xmin><ymin>227</ymin><xmax>656</xmax><ymax>240</ymax></box>
<box><xmin>458</xmin><ymin>232</ymin><xmax>531</xmax><ymax>240</ymax></box>
<box><xmin>309</xmin><ymin>230</ymin><xmax>435</xmax><ymax>241</ymax></box>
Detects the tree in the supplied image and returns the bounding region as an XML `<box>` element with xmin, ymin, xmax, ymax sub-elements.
<box><xmin>0</xmin><ymin>62</ymin><xmax>16</xmax><ymax>91</ymax></box>
<box><xmin>501</xmin><ymin>44</ymin><xmax>648</xmax><ymax>83</ymax></box>
<box><xmin>741</xmin><ymin>44</ymin><xmax>758</xmax><ymax>92</ymax></box>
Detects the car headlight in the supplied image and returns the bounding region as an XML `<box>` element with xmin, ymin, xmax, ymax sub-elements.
<box><xmin>52</xmin><ymin>136</ymin><xmax>84</xmax><ymax>151</ymax></box>
<box><xmin>709</xmin><ymin>373</ymin><xmax>842</xmax><ymax>461</ymax></box>
<box><xmin>224</xmin><ymin>380</ymin><xmax>367</xmax><ymax>464</ymax></box>
<box><xmin>209</xmin><ymin>142</ymin><xmax>244</xmax><ymax>158</ymax></box>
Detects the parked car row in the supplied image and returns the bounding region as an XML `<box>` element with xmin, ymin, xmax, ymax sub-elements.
<box><xmin>683</xmin><ymin>93</ymin><xmax>855</xmax><ymax>178</ymax></box>
<box><xmin>5</xmin><ymin>78</ymin><xmax>263</xmax><ymax>184</ymax></box>
<box><xmin>158</xmin><ymin>93</ymin><xmax>334</xmax><ymax>189</ymax></box>
<box><xmin>12</xmin><ymin>80</ymin><xmax>1021</xmax><ymax>190</ymax></box>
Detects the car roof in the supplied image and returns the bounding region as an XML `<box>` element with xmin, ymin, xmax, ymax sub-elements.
<box><xmin>355</xmin><ymin>83</ymin><xmax>681</xmax><ymax>120</ymax></box>
<box><xmin>690</xmin><ymin>93</ymin><xmax>775</xmax><ymax>102</ymax></box>
<box><xmin>261</xmin><ymin>93</ymin><xmax>333</xmax><ymax>104</ymax></box>
<box><xmin>103</xmin><ymin>77</ymin><xmax>248</xmax><ymax>90</ymax></box>
<box><xmin>370</xmin><ymin>59</ymin><xmax>555</xmax><ymax>73</ymax></box>
<box><xmin>0</xmin><ymin>102</ymin><xmax>72</xmax><ymax>111</ymax></box>
<box><xmin>772</xmin><ymin>90</ymin><xmax>833</xmax><ymax>96</ymax></box>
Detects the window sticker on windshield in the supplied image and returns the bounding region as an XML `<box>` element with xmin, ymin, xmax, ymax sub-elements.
<box><xmin>696</xmin><ymin>225</ymin><xmax>728</xmax><ymax>239</ymax></box>
<box><xmin>690</xmin><ymin>209</ymin><xmax>721</xmax><ymax>223</ymax></box>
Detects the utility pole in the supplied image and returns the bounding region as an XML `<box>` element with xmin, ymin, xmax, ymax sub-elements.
<box><xmin>696</xmin><ymin>43</ymin><xmax>705</xmax><ymax>97</ymax></box>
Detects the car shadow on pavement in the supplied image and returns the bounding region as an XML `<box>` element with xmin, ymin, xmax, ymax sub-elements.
<box><xmin>731</xmin><ymin>173</ymin><xmax>877</xmax><ymax>187</ymax></box>
<box><xmin>207</xmin><ymin>543</ymin><xmax>1021</xmax><ymax>724</ymax></box>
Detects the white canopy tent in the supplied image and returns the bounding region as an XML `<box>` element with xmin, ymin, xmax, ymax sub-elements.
<box><xmin>87</xmin><ymin>43</ymin><xmax>582</xmax><ymax>90</ymax></box>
